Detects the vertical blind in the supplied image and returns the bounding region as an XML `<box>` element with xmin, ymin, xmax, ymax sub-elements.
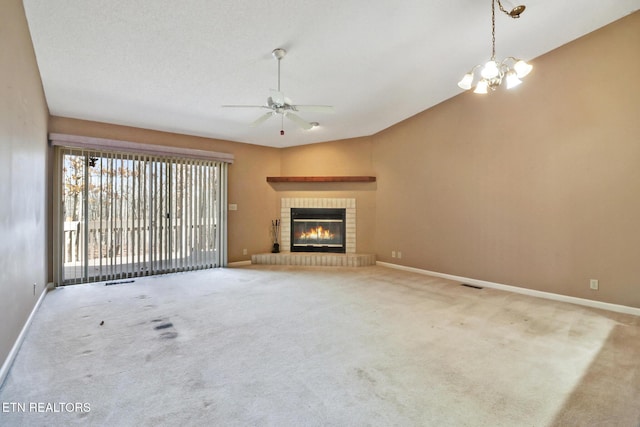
<box><xmin>57</xmin><ymin>147</ymin><xmax>227</xmax><ymax>285</ymax></box>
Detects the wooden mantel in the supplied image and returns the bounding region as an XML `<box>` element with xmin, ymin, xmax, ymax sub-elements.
<box><xmin>266</xmin><ymin>176</ymin><xmax>376</xmax><ymax>183</ymax></box>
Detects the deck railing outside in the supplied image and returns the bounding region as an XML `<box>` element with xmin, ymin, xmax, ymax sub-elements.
<box><xmin>63</xmin><ymin>220</ymin><xmax>217</xmax><ymax>283</ymax></box>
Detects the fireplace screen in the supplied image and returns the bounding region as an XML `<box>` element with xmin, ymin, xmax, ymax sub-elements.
<box><xmin>291</xmin><ymin>208</ymin><xmax>346</xmax><ymax>253</ymax></box>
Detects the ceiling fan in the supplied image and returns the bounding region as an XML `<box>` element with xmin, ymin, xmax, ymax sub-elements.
<box><xmin>223</xmin><ymin>48</ymin><xmax>334</xmax><ymax>135</ymax></box>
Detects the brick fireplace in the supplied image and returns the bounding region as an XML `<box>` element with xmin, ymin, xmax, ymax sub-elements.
<box><xmin>251</xmin><ymin>197</ymin><xmax>374</xmax><ymax>266</ymax></box>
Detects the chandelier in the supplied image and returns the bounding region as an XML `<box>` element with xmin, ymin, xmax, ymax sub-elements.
<box><xmin>458</xmin><ymin>0</ymin><xmax>532</xmax><ymax>93</ymax></box>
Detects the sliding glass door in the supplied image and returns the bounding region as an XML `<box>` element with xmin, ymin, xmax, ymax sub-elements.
<box><xmin>57</xmin><ymin>148</ymin><xmax>227</xmax><ymax>285</ymax></box>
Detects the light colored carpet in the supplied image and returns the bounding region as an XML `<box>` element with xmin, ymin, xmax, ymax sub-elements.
<box><xmin>1</xmin><ymin>265</ymin><xmax>639</xmax><ymax>426</ymax></box>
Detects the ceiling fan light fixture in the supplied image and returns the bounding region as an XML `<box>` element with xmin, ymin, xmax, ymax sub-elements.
<box><xmin>457</xmin><ymin>0</ymin><xmax>532</xmax><ymax>94</ymax></box>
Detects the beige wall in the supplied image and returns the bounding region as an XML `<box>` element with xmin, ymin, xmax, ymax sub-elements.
<box><xmin>0</xmin><ymin>0</ymin><xmax>49</xmax><ymax>365</ymax></box>
<box><xmin>372</xmin><ymin>12</ymin><xmax>640</xmax><ymax>308</ymax></box>
<box><xmin>48</xmin><ymin>117</ymin><xmax>281</xmax><ymax>262</ymax></box>
<box><xmin>277</xmin><ymin>137</ymin><xmax>377</xmax><ymax>253</ymax></box>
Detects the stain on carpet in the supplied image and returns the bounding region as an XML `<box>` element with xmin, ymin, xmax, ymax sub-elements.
<box><xmin>151</xmin><ymin>318</ymin><xmax>178</xmax><ymax>339</ymax></box>
<box><xmin>154</xmin><ymin>322</ymin><xmax>174</xmax><ymax>330</ymax></box>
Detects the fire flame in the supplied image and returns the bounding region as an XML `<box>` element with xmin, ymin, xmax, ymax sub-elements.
<box><xmin>298</xmin><ymin>225</ymin><xmax>335</xmax><ymax>241</ymax></box>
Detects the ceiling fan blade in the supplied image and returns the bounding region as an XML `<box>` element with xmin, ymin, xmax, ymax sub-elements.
<box><xmin>285</xmin><ymin>113</ymin><xmax>313</xmax><ymax>130</ymax></box>
<box><xmin>250</xmin><ymin>112</ymin><xmax>274</xmax><ymax>127</ymax></box>
<box><xmin>291</xmin><ymin>105</ymin><xmax>335</xmax><ymax>114</ymax></box>
<box><xmin>269</xmin><ymin>89</ymin><xmax>285</xmax><ymax>106</ymax></box>
<box><xmin>222</xmin><ymin>105</ymin><xmax>269</xmax><ymax>109</ymax></box>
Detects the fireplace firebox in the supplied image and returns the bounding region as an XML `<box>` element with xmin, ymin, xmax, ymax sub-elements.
<box><xmin>290</xmin><ymin>208</ymin><xmax>346</xmax><ymax>253</ymax></box>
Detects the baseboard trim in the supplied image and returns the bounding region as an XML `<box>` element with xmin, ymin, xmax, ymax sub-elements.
<box><xmin>0</xmin><ymin>287</ymin><xmax>49</xmax><ymax>388</ymax></box>
<box><xmin>227</xmin><ymin>260</ymin><xmax>252</xmax><ymax>267</ymax></box>
<box><xmin>376</xmin><ymin>261</ymin><xmax>640</xmax><ymax>316</ymax></box>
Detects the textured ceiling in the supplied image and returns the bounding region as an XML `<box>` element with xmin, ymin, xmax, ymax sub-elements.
<box><xmin>23</xmin><ymin>0</ymin><xmax>640</xmax><ymax>148</ymax></box>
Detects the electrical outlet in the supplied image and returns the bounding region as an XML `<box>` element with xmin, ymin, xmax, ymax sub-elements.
<box><xmin>391</xmin><ymin>251</ymin><xmax>396</xmax><ymax>258</ymax></box>
<box><xmin>397</xmin><ymin>251</ymin><xmax>402</xmax><ymax>259</ymax></box>
<box><xmin>228</xmin><ymin>204</ymin><xmax>238</xmax><ymax>211</ymax></box>
<box><xmin>590</xmin><ymin>279</ymin><xmax>599</xmax><ymax>290</ymax></box>
<box><xmin>242</xmin><ymin>248</ymin><xmax>247</xmax><ymax>255</ymax></box>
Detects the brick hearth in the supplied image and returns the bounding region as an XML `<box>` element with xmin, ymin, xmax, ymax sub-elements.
<box><xmin>251</xmin><ymin>252</ymin><xmax>375</xmax><ymax>267</ymax></box>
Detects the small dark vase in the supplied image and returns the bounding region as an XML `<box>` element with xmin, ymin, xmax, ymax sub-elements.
<box><xmin>271</xmin><ymin>243</ymin><xmax>280</xmax><ymax>253</ymax></box>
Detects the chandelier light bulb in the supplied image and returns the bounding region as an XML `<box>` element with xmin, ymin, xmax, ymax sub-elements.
<box><xmin>457</xmin><ymin>73</ymin><xmax>474</xmax><ymax>90</ymax></box>
<box><xmin>474</xmin><ymin>80</ymin><xmax>489</xmax><ymax>94</ymax></box>
<box><xmin>481</xmin><ymin>60</ymin><xmax>500</xmax><ymax>79</ymax></box>
<box><xmin>505</xmin><ymin>70</ymin><xmax>522</xmax><ymax>89</ymax></box>
<box><xmin>514</xmin><ymin>60</ymin><xmax>532</xmax><ymax>78</ymax></box>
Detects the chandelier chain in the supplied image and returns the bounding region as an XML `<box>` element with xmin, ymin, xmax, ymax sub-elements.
<box><xmin>491</xmin><ymin>0</ymin><xmax>496</xmax><ymax>60</ymax></box>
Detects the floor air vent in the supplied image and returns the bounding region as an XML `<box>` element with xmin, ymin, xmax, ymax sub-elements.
<box><xmin>105</xmin><ymin>280</ymin><xmax>135</xmax><ymax>286</ymax></box>
<box><xmin>461</xmin><ymin>283</ymin><xmax>483</xmax><ymax>290</ymax></box>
